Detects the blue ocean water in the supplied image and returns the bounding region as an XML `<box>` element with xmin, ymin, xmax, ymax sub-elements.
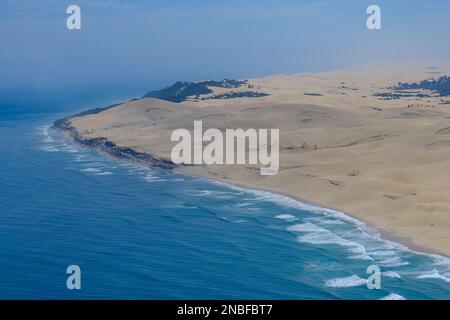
<box><xmin>1</xmin><ymin>111</ymin><xmax>450</xmax><ymax>299</ymax></box>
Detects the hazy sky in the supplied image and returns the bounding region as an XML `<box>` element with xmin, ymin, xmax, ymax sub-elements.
<box><xmin>1</xmin><ymin>0</ymin><xmax>450</xmax><ymax>112</ymax></box>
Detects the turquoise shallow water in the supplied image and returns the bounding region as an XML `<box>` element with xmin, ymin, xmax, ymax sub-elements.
<box><xmin>1</xmin><ymin>111</ymin><xmax>450</xmax><ymax>299</ymax></box>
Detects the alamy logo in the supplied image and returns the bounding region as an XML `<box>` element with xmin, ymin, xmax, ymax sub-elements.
<box><xmin>171</xmin><ymin>121</ymin><xmax>279</xmax><ymax>175</ymax></box>
<box><xmin>66</xmin><ymin>265</ymin><xmax>81</xmax><ymax>290</ymax></box>
<box><xmin>66</xmin><ymin>5</ymin><xmax>81</xmax><ymax>30</ymax></box>
<box><xmin>367</xmin><ymin>264</ymin><xmax>381</xmax><ymax>289</ymax></box>
<box><xmin>367</xmin><ymin>5</ymin><xmax>381</xmax><ymax>30</ymax></box>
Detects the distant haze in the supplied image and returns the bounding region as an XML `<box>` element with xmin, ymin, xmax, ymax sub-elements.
<box><xmin>1</xmin><ymin>0</ymin><xmax>450</xmax><ymax>112</ymax></box>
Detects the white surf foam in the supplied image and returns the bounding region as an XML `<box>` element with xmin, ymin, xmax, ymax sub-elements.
<box><xmin>349</xmin><ymin>253</ymin><xmax>373</xmax><ymax>261</ymax></box>
<box><xmin>94</xmin><ymin>171</ymin><xmax>113</xmax><ymax>176</ymax></box>
<box><xmin>60</xmin><ymin>145</ymin><xmax>79</xmax><ymax>153</ymax></box>
<box><xmin>209</xmin><ymin>180</ymin><xmax>450</xmax><ymax>283</ymax></box>
<box><xmin>274</xmin><ymin>214</ymin><xmax>297</xmax><ymax>221</ymax></box>
<box><xmin>235</xmin><ymin>202</ymin><xmax>253</xmax><ymax>208</ymax></box>
<box><xmin>144</xmin><ymin>177</ymin><xmax>167</xmax><ymax>182</ymax></box>
<box><xmin>416</xmin><ymin>270</ymin><xmax>450</xmax><ymax>282</ymax></box>
<box><xmin>379</xmin><ymin>256</ymin><xmax>409</xmax><ymax>268</ymax></box>
<box><xmin>367</xmin><ymin>250</ymin><xmax>397</xmax><ymax>257</ymax></box>
<box><xmin>36</xmin><ymin>125</ymin><xmax>54</xmax><ymax>143</ymax></box>
<box><xmin>289</xmin><ymin>222</ymin><xmax>371</xmax><ymax>260</ymax></box>
<box><xmin>74</xmin><ymin>155</ymin><xmax>87</xmax><ymax>162</ymax></box>
<box><xmin>80</xmin><ymin>168</ymin><xmax>102</xmax><ymax>173</ymax></box>
<box><xmin>42</xmin><ymin>136</ymin><xmax>54</xmax><ymax>143</ymax></box>
<box><xmin>306</xmin><ymin>217</ymin><xmax>345</xmax><ymax>225</ymax></box>
<box><xmin>81</xmin><ymin>162</ymin><xmax>105</xmax><ymax>167</ymax></box>
<box><xmin>325</xmin><ymin>275</ymin><xmax>367</xmax><ymax>288</ymax></box>
<box><xmin>192</xmin><ymin>190</ymin><xmax>212</xmax><ymax>196</ymax></box>
<box><xmin>380</xmin><ymin>293</ymin><xmax>406</xmax><ymax>300</ymax></box>
<box><xmin>382</xmin><ymin>271</ymin><xmax>401</xmax><ymax>278</ymax></box>
<box><xmin>39</xmin><ymin>146</ymin><xmax>59</xmax><ymax>152</ymax></box>
<box><xmin>287</xmin><ymin>222</ymin><xmax>322</xmax><ymax>233</ymax></box>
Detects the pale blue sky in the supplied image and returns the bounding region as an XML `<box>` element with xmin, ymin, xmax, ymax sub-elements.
<box><xmin>1</xmin><ymin>0</ymin><xmax>449</xmax><ymax>112</ymax></box>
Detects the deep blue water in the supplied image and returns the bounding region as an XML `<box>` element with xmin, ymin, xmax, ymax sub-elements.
<box><xmin>1</xmin><ymin>111</ymin><xmax>450</xmax><ymax>299</ymax></box>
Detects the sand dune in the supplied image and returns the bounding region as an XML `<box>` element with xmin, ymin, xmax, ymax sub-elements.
<box><xmin>65</xmin><ymin>63</ymin><xmax>450</xmax><ymax>256</ymax></box>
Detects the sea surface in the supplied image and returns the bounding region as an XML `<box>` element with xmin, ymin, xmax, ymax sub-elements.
<box><xmin>1</xmin><ymin>110</ymin><xmax>450</xmax><ymax>299</ymax></box>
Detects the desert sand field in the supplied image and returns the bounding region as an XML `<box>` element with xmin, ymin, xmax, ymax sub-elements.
<box><xmin>65</xmin><ymin>63</ymin><xmax>450</xmax><ymax>256</ymax></box>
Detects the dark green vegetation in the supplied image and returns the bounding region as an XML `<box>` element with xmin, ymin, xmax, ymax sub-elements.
<box><xmin>373</xmin><ymin>92</ymin><xmax>431</xmax><ymax>100</ymax></box>
<box><xmin>391</xmin><ymin>76</ymin><xmax>450</xmax><ymax>96</ymax></box>
<box><xmin>142</xmin><ymin>81</ymin><xmax>212</xmax><ymax>102</ymax></box>
<box><xmin>373</xmin><ymin>76</ymin><xmax>450</xmax><ymax>100</ymax></box>
<box><xmin>142</xmin><ymin>79</ymin><xmax>268</xmax><ymax>102</ymax></box>
<box><xmin>201</xmin><ymin>91</ymin><xmax>269</xmax><ymax>100</ymax></box>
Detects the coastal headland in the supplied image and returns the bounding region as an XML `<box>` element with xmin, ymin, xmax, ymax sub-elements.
<box><xmin>54</xmin><ymin>63</ymin><xmax>450</xmax><ymax>257</ymax></box>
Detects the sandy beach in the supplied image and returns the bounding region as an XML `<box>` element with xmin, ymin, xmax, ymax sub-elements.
<box><xmin>57</xmin><ymin>63</ymin><xmax>450</xmax><ymax>257</ymax></box>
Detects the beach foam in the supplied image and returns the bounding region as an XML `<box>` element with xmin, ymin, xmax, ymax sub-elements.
<box><xmin>287</xmin><ymin>222</ymin><xmax>371</xmax><ymax>260</ymax></box>
<box><xmin>382</xmin><ymin>271</ymin><xmax>401</xmax><ymax>278</ymax></box>
<box><xmin>274</xmin><ymin>214</ymin><xmax>297</xmax><ymax>221</ymax></box>
<box><xmin>325</xmin><ymin>275</ymin><xmax>367</xmax><ymax>288</ymax></box>
<box><xmin>94</xmin><ymin>171</ymin><xmax>113</xmax><ymax>176</ymax></box>
<box><xmin>379</xmin><ymin>256</ymin><xmax>409</xmax><ymax>268</ymax></box>
<box><xmin>36</xmin><ymin>125</ymin><xmax>54</xmax><ymax>143</ymax></box>
<box><xmin>416</xmin><ymin>270</ymin><xmax>450</xmax><ymax>282</ymax></box>
<box><xmin>380</xmin><ymin>293</ymin><xmax>406</xmax><ymax>300</ymax></box>
<box><xmin>80</xmin><ymin>168</ymin><xmax>102</xmax><ymax>173</ymax></box>
<box><xmin>287</xmin><ymin>222</ymin><xmax>322</xmax><ymax>233</ymax></box>
<box><xmin>214</xmin><ymin>180</ymin><xmax>450</xmax><ymax>283</ymax></box>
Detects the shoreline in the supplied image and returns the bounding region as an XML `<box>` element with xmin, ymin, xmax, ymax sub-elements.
<box><xmin>53</xmin><ymin>116</ymin><xmax>176</xmax><ymax>169</ymax></box>
<box><xmin>53</xmin><ymin>115</ymin><xmax>449</xmax><ymax>260</ymax></box>
<box><xmin>52</xmin><ymin>63</ymin><xmax>450</xmax><ymax>260</ymax></box>
<box><xmin>176</xmin><ymin>166</ymin><xmax>446</xmax><ymax>260</ymax></box>
<box><xmin>187</xmin><ymin>171</ymin><xmax>441</xmax><ymax>259</ymax></box>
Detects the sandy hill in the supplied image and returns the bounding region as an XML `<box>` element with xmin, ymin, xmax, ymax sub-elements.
<box><xmin>58</xmin><ymin>62</ymin><xmax>450</xmax><ymax>256</ymax></box>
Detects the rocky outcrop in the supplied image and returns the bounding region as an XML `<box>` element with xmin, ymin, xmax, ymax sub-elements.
<box><xmin>53</xmin><ymin>116</ymin><xmax>176</xmax><ymax>169</ymax></box>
